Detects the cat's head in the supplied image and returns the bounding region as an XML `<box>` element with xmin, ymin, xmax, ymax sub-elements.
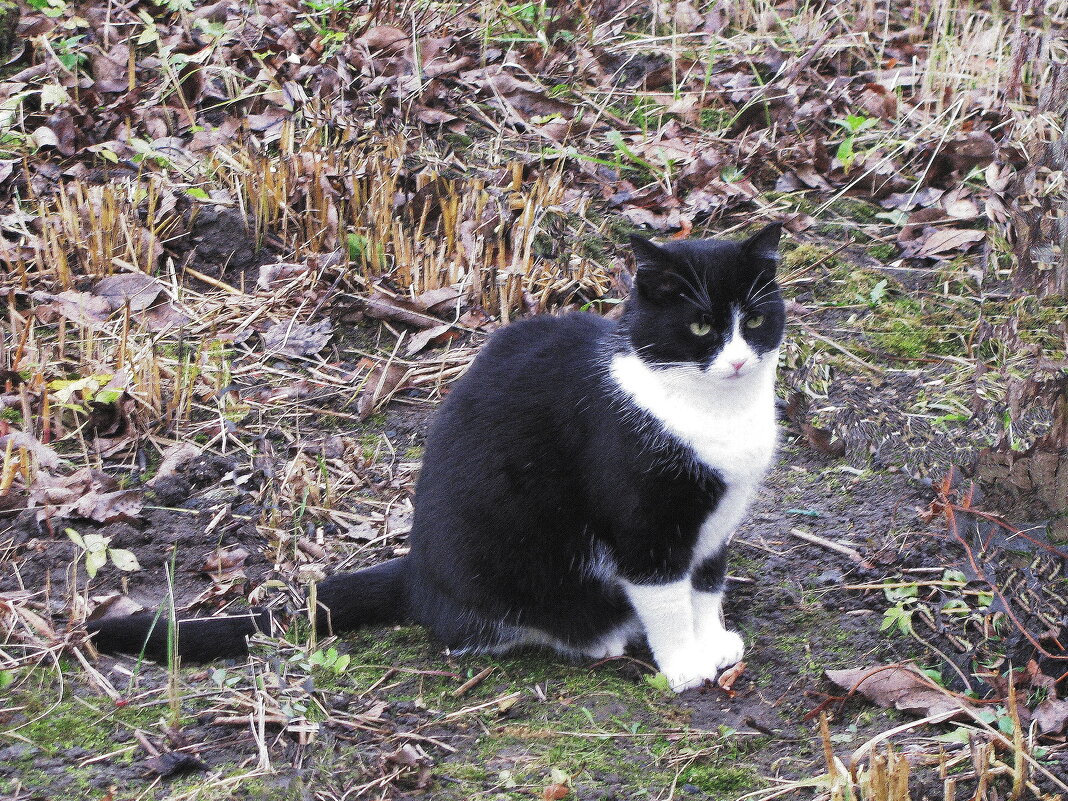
<box><xmin>621</xmin><ymin>224</ymin><xmax>785</xmax><ymax>383</ymax></box>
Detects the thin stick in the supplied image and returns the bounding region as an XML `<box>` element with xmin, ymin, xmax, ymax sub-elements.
<box><xmin>451</xmin><ymin>666</ymin><xmax>494</xmax><ymax>698</ymax></box>
<box><xmin>789</xmin><ymin>528</ymin><xmax>869</xmax><ymax>566</ymax></box>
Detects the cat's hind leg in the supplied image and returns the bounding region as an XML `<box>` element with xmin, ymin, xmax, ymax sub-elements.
<box><xmin>577</xmin><ymin>615</ymin><xmax>642</xmax><ymax>659</ymax></box>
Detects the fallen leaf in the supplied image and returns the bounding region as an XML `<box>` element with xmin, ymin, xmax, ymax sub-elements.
<box><xmin>33</xmin><ymin>290</ymin><xmax>112</xmax><ymax>328</ymax></box>
<box><xmin>146</xmin><ymin>443</ymin><xmax>202</xmax><ymax>487</ymax></box>
<box><xmin>716</xmin><ymin>661</ymin><xmax>746</xmax><ymax>694</ymax></box>
<box><xmin>543</xmin><ymin>783</ymin><xmax>571</xmax><ymax>800</ymax></box>
<box><xmin>202</xmin><ymin>546</ymin><xmax>250</xmax><ymax>579</ymax></box>
<box><xmin>75</xmin><ymin>488</ymin><xmax>143</xmax><ymax>523</ymax></box>
<box><xmin>86</xmin><ymin>594</ymin><xmax>145</xmax><ymax>622</ymax></box>
<box><xmin>257</xmin><ymin>262</ymin><xmax>310</xmax><ymax>289</ymax></box>
<box><xmin>916</xmin><ymin>228</ymin><xmax>985</xmax><ymax>258</ymax></box>
<box><xmin>355</xmin><ymin>359</ymin><xmax>412</xmax><ymax>420</ymax></box>
<box><xmin>363</xmin><ymin>292</ymin><xmax>444</xmax><ymax>329</ymax></box>
<box><xmin>826</xmin><ymin>665</ymin><xmax>973</xmax><ymax>719</ymax></box>
<box><xmin>1034</xmin><ymin>699</ymin><xmax>1068</xmax><ymax>735</ymax></box>
<box><xmin>381</xmin><ymin>744</ymin><xmax>432</xmax><ymax>789</ymax></box>
<box><xmin>109</xmin><ymin>548</ymin><xmax>141</xmax><ymax>572</ymax></box>
<box><xmin>0</xmin><ymin>431</ymin><xmax>62</xmax><ymax>470</ymax></box>
<box><xmin>93</xmin><ymin>273</ymin><xmax>164</xmax><ymax>313</ymax></box>
<box><xmin>404</xmin><ymin>323</ymin><xmax>459</xmax><ymax>356</ymax></box>
<box><xmin>262</xmin><ymin>320</ymin><xmax>333</xmax><ymax>357</ymax></box>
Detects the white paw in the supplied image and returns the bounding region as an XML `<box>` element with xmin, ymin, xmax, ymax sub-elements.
<box><xmin>657</xmin><ymin>646</ymin><xmax>719</xmax><ymax>693</ymax></box>
<box><xmin>697</xmin><ymin>629</ymin><xmax>745</xmax><ymax>671</ymax></box>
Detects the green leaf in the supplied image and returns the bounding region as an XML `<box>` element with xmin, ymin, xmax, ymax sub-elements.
<box><xmin>868</xmin><ymin>279</ymin><xmax>888</xmax><ymax>306</ymax></box>
<box><xmin>85</xmin><ymin>549</ymin><xmax>107</xmax><ymax>578</ymax></box>
<box><xmin>937</xmin><ymin>727</ymin><xmax>973</xmax><ymax>745</ymax></box>
<box><xmin>644</xmin><ymin>672</ymin><xmax>672</xmax><ymax>693</ymax></box>
<box><xmin>109</xmin><ymin>549</ymin><xmax>141</xmax><ymax>572</ymax></box>
<box><xmin>185</xmin><ymin>187</ymin><xmax>210</xmax><ymax>200</ymax></box>
<box><xmin>94</xmin><ymin>388</ymin><xmax>123</xmax><ymax>405</ymax></box>
<box><xmin>82</xmin><ymin>533</ymin><xmax>109</xmax><ymax>554</ymax></box>
<box><xmin>66</xmin><ymin>528</ymin><xmax>85</xmax><ymax>549</ymax></box>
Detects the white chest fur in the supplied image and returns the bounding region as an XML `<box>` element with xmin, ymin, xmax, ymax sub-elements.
<box><xmin>609</xmin><ymin>349</ymin><xmax>779</xmax><ymax>562</ymax></box>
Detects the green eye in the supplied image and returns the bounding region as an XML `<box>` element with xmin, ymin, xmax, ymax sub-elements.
<box><xmin>689</xmin><ymin>321</ymin><xmax>712</xmax><ymax>336</ymax></box>
<box><xmin>745</xmin><ymin>314</ymin><xmax>765</xmax><ymax>329</ymax></box>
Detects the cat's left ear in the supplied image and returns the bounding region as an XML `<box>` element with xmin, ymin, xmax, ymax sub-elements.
<box><xmin>741</xmin><ymin>222</ymin><xmax>782</xmax><ymax>269</ymax></box>
<box><xmin>630</xmin><ymin>234</ymin><xmax>684</xmax><ymax>304</ymax></box>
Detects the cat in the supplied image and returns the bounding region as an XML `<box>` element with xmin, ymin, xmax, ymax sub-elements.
<box><xmin>88</xmin><ymin>223</ymin><xmax>785</xmax><ymax>692</ymax></box>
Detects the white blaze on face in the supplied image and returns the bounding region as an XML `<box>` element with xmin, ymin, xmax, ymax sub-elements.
<box><xmin>708</xmin><ymin>309</ymin><xmax>758</xmax><ymax>381</ymax></box>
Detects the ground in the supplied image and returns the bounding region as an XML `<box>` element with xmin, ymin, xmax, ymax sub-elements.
<box><xmin>1</xmin><ymin>1</ymin><xmax>1067</xmax><ymax>799</ymax></box>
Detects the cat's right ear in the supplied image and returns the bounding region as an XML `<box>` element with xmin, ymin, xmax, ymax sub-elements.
<box><xmin>630</xmin><ymin>235</ymin><xmax>683</xmax><ymax>304</ymax></box>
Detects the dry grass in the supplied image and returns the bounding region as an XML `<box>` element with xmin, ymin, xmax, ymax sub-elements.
<box><xmin>0</xmin><ymin>0</ymin><xmax>1065</xmax><ymax>798</ymax></box>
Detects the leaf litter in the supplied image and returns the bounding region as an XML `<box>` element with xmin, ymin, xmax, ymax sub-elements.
<box><xmin>0</xmin><ymin>0</ymin><xmax>1065</xmax><ymax>798</ymax></box>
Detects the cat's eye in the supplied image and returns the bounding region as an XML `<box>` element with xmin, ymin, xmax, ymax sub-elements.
<box><xmin>745</xmin><ymin>315</ymin><xmax>765</xmax><ymax>329</ymax></box>
<box><xmin>689</xmin><ymin>321</ymin><xmax>713</xmax><ymax>337</ymax></box>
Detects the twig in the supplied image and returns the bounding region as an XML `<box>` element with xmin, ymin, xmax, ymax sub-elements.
<box><xmin>789</xmin><ymin>528</ymin><xmax>870</xmax><ymax>566</ymax></box>
<box><xmin>451</xmin><ymin>666</ymin><xmax>494</xmax><ymax>698</ymax></box>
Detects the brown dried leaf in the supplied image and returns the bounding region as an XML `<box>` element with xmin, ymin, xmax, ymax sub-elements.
<box><xmin>146</xmin><ymin>442</ymin><xmax>202</xmax><ymax>487</ymax></box>
<box><xmin>202</xmin><ymin>546</ymin><xmax>249</xmax><ymax>579</ymax></box>
<box><xmin>405</xmin><ymin>323</ymin><xmax>459</xmax><ymax>357</ymax></box>
<box><xmin>33</xmin><ymin>290</ymin><xmax>112</xmax><ymax>328</ymax></box>
<box><xmin>1034</xmin><ymin>699</ymin><xmax>1068</xmax><ymax>735</ymax></box>
<box><xmin>382</xmin><ymin>744</ymin><xmax>432</xmax><ymax>789</ymax></box>
<box><xmin>75</xmin><ymin>488</ymin><xmax>143</xmax><ymax>523</ymax></box>
<box><xmin>86</xmin><ymin>594</ymin><xmax>144</xmax><ymax>622</ymax></box>
<box><xmin>826</xmin><ymin>665</ymin><xmax>972</xmax><ymax>718</ymax></box>
<box><xmin>356</xmin><ymin>359</ymin><xmax>412</xmax><ymax>421</ymax></box>
<box><xmin>916</xmin><ymin>228</ymin><xmax>985</xmax><ymax>258</ymax></box>
<box><xmin>0</xmin><ymin>431</ymin><xmax>62</xmax><ymax>470</ymax></box>
<box><xmin>363</xmin><ymin>292</ymin><xmax>443</xmax><ymax>329</ymax></box>
<box><xmin>413</xmin><ymin>285</ymin><xmax>466</xmax><ymax>315</ymax></box>
<box><xmin>258</xmin><ymin>262</ymin><xmax>311</xmax><ymax>289</ymax></box>
<box><xmin>357</xmin><ymin>25</ymin><xmax>408</xmax><ymax>53</ymax></box>
<box><xmin>543</xmin><ymin>783</ymin><xmax>571</xmax><ymax>800</ymax></box>
<box><xmin>262</xmin><ymin>320</ymin><xmax>333</xmax><ymax>357</ymax></box>
<box><xmin>93</xmin><ymin>273</ymin><xmax>165</xmax><ymax>313</ymax></box>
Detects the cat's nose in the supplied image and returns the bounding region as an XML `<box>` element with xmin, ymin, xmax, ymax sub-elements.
<box><xmin>731</xmin><ymin>359</ymin><xmax>747</xmax><ymax>372</ymax></box>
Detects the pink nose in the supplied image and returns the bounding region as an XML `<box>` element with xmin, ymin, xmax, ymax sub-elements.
<box><xmin>731</xmin><ymin>360</ymin><xmax>747</xmax><ymax>372</ymax></box>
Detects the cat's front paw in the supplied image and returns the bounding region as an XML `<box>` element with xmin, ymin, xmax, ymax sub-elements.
<box><xmin>657</xmin><ymin>647</ymin><xmax>719</xmax><ymax>693</ymax></box>
<box><xmin>697</xmin><ymin>629</ymin><xmax>745</xmax><ymax>670</ymax></box>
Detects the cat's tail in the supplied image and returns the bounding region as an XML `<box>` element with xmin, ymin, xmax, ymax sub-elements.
<box><xmin>87</xmin><ymin>557</ymin><xmax>410</xmax><ymax>662</ymax></box>
<box><xmin>313</xmin><ymin>556</ymin><xmax>410</xmax><ymax>634</ymax></box>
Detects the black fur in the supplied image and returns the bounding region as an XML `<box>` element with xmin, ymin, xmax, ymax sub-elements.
<box><xmin>87</xmin><ymin>226</ymin><xmax>785</xmax><ymax>662</ymax></box>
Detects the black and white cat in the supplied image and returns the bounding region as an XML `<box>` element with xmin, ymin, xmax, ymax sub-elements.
<box><xmin>89</xmin><ymin>224</ymin><xmax>785</xmax><ymax>692</ymax></box>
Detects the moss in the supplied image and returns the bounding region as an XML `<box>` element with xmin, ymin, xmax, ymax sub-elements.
<box><xmin>827</xmin><ymin>197</ymin><xmax>880</xmax><ymax>222</ymax></box>
<box><xmin>782</xmin><ymin>243</ymin><xmax>842</xmax><ymax>271</ymax></box>
<box><xmin>680</xmin><ymin>764</ymin><xmax>761</xmax><ymax>797</ymax></box>
<box><xmin>699</xmin><ymin>107</ymin><xmax>733</xmax><ymax>132</ymax></box>
<box><xmin>867</xmin><ymin>242</ymin><xmax>896</xmax><ymax>261</ymax></box>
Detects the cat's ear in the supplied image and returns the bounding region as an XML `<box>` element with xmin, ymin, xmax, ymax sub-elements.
<box><xmin>741</xmin><ymin>222</ymin><xmax>782</xmax><ymax>268</ymax></box>
<box><xmin>629</xmin><ymin>235</ymin><xmax>683</xmax><ymax>303</ymax></box>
